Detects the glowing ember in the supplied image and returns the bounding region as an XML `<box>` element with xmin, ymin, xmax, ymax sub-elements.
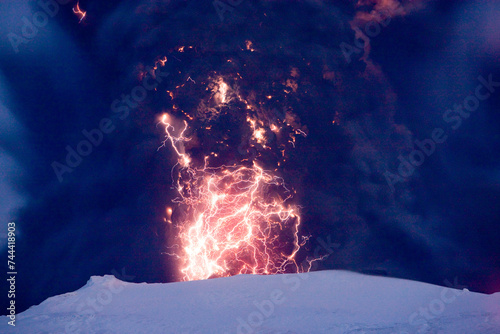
<box><xmin>216</xmin><ymin>78</ymin><xmax>229</xmax><ymax>104</ymax></box>
<box><xmin>160</xmin><ymin>115</ymin><xmax>310</xmax><ymax>281</ymax></box>
<box><xmin>245</xmin><ymin>40</ymin><xmax>256</xmax><ymax>52</ymax></box>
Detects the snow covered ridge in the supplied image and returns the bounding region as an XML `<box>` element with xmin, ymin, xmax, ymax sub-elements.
<box><xmin>1</xmin><ymin>270</ymin><xmax>499</xmax><ymax>334</ymax></box>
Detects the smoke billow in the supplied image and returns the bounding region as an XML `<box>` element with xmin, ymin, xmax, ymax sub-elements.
<box><xmin>0</xmin><ymin>0</ymin><xmax>499</xmax><ymax>313</ymax></box>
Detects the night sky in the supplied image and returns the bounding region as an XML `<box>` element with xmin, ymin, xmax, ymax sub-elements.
<box><xmin>1</xmin><ymin>0</ymin><xmax>499</xmax><ymax>314</ymax></box>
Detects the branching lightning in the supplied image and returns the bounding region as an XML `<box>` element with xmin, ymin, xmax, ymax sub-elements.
<box><xmin>151</xmin><ymin>54</ymin><xmax>319</xmax><ymax>281</ymax></box>
<box><xmin>160</xmin><ymin>113</ymin><xmax>310</xmax><ymax>281</ymax></box>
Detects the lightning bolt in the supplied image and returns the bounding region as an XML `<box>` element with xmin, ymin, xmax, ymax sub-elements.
<box><xmin>73</xmin><ymin>2</ymin><xmax>86</xmax><ymax>23</ymax></box>
<box><xmin>160</xmin><ymin>115</ymin><xmax>311</xmax><ymax>281</ymax></box>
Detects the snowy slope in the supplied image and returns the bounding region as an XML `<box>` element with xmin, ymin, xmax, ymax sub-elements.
<box><xmin>1</xmin><ymin>270</ymin><xmax>499</xmax><ymax>333</ymax></box>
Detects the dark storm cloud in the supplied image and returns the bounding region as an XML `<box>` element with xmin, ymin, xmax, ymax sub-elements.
<box><xmin>91</xmin><ymin>0</ymin><xmax>446</xmax><ymax>284</ymax></box>
<box><xmin>370</xmin><ymin>0</ymin><xmax>500</xmax><ymax>289</ymax></box>
<box><xmin>0</xmin><ymin>0</ymin><xmax>172</xmax><ymax>312</ymax></box>
<box><xmin>1</xmin><ymin>0</ymin><xmax>499</xmax><ymax>313</ymax></box>
<box><xmin>0</xmin><ymin>71</ymin><xmax>27</xmax><ymax>250</ymax></box>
